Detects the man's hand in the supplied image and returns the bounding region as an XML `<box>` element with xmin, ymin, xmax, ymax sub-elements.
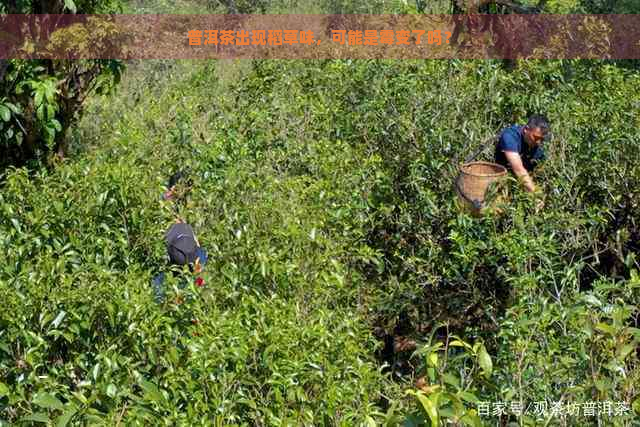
<box><xmin>504</xmin><ymin>151</ymin><xmax>536</xmax><ymax>192</ymax></box>
<box><xmin>194</xmin><ymin>257</ymin><xmax>202</xmax><ymax>274</ymax></box>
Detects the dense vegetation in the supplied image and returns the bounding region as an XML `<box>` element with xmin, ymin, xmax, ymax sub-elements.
<box><xmin>0</xmin><ymin>0</ymin><xmax>124</xmax><ymax>169</ymax></box>
<box><xmin>1</xmin><ymin>0</ymin><xmax>640</xmax><ymax>426</ymax></box>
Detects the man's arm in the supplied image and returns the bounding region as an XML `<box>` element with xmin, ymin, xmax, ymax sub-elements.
<box><xmin>504</xmin><ymin>151</ymin><xmax>536</xmax><ymax>192</ymax></box>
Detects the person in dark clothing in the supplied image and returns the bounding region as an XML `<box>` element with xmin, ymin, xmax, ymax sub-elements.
<box><xmin>165</xmin><ymin>221</ymin><xmax>206</xmax><ymax>267</ymax></box>
<box><xmin>162</xmin><ymin>169</ymin><xmax>193</xmax><ymax>202</ymax></box>
<box><xmin>151</xmin><ymin>220</ymin><xmax>207</xmax><ymax>303</ymax></box>
<box><xmin>495</xmin><ymin>115</ymin><xmax>550</xmax><ymax>193</ymax></box>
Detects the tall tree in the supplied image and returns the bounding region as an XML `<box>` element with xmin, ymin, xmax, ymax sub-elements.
<box><xmin>0</xmin><ymin>0</ymin><xmax>124</xmax><ymax>169</ymax></box>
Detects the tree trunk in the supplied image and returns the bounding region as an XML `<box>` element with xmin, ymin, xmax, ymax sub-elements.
<box><xmin>54</xmin><ymin>97</ymin><xmax>76</xmax><ymax>160</ymax></box>
<box><xmin>0</xmin><ymin>60</ymin><xmax>8</xmax><ymax>83</ymax></box>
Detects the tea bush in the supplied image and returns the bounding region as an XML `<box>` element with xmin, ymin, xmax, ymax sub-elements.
<box><xmin>1</xmin><ymin>4</ymin><xmax>640</xmax><ymax>424</ymax></box>
<box><xmin>199</xmin><ymin>57</ymin><xmax>640</xmax><ymax>424</ymax></box>
<box><xmin>1</xmin><ymin>58</ymin><xmax>406</xmax><ymax>425</ymax></box>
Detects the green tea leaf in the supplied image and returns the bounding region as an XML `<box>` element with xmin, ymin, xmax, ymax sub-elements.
<box><xmin>34</xmin><ymin>90</ymin><xmax>43</xmax><ymax>107</ymax></box>
<box><xmin>414</xmin><ymin>391</ymin><xmax>439</xmax><ymax>427</ymax></box>
<box><xmin>92</xmin><ymin>363</ymin><xmax>100</xmax><ymax>381</ymax></box>
<box><xmin>140</xmin><ymin>379</ymin><xmax>165</xmax><ymax>404</ymax></box>
<box><xmin>51</xmin><ymin>311</ymin><xmax>66</xmax><ymax>329</ymax></box>
<box><xmin>439</xmin><ymin>392</ymin><xmax>464</xmax><ymax>415</ymax></box>
<box><xmin>477</xmin><ymin>343</ymin><xmax>493</xmax><ymax>379</ymax></box>
<box><xmin>617</xmin><ymin>343</ymin><xmax>636</xmax><ymax>361</ymax></box>
<box><xmin>460</xmin><ymin>409</ymin><xmax>483</xmax><ymax>427</ymax></box>
<box><xmin>106</xmin><ymin>384</ymin><xmax>117</xmax><ymax>398</ymax></box>
<box><xmin>427</xmin><ymin>351</ymin><xmax>438</xmax><ymax>368</ymax></box>
<box><xmin>364</xmin><ymin>415</ymin><xmax>376</xmax><ymax>427</ymax></box>
<box><xmin>595</xmin><ymin>322</ymin><xmax>616</xmax><ymax>335</ymax></box>
<box><xmin>0</xmin><ymin>105</ymin><xmax>10</xmax><ymax>122</ymax></box>
<box><xmin>33</xmin><ymin>392</ymin><xmax>64</xmax><ymax>411</ymax></box>
<box><xmin>63</xmin><ymin>0</ymin><xmax>77</xmax><ymax>13</ymax></box>
<box><xmin>4</xmin><ymin>102</ymin><xmax>19</xmax><ymax>114</ymax></box>
<box><xmin>21</xmin><ymin>412</ymin><xmax>50</xmax><ymax>423</ymax></box>
<box><xmin>55</xmin><ymin>406</ymin><xmax>77</xmax><ymax>427</ymax></box>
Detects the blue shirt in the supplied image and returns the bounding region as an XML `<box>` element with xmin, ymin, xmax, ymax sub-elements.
<box><xmin>494</xmin><ymin>125</ymin><xmax>545</xmax><ymax>172</ymax></box>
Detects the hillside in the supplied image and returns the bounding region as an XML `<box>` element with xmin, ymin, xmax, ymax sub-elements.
<box><xmin>1</xmin><ymin>3</ymin><xmax>640</xmax><ymax>426</ymax></box>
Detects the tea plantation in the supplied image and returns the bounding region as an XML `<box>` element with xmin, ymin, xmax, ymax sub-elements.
<box><xmin>1</xmin><ymin>1</ymin><xmax>640</xmax><ymax>426</ymax></box>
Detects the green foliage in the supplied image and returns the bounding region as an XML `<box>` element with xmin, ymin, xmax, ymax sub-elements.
<box><xmin>215</xmin><ymin>57</ymin><xmax>640</xmax><ymax>424</ymax></box>
<box><xmin>15</xmin><ymin>77</ymin><xmax>61</xmax><ymax>148</ymax></box>
<box><xmin>197</xmin><ymin>0</ymin><xmax>414</xmax><ymax>13</ymax></box>
<box><xmin>0</xmin><ymin>2</ymin><xmax>124</xmax><ymax>170</ymax></box>
<box><xmin>406</xmin><ymin>333</ymin><xmax>488</xmax><ymax>426</ymax></box>
<box><xmin>579</xmin><ymin>0</ymin><xmax>640</xmax><ymax>13</ymax></box>
<box><xmin>208</xmin><ymin>0</ymin><xmax>270</xmax><ymax>13</ymax></box>
<box><xmin>1</xmin><ymin>0</ymin><xmax>640</xmax><ymax>422</ymax></box>
<box><xmin>0</xmin><ymin>0</ymin><xmax>123</xmax><ymax>14</ymax></box>
<box><xmin>0</xmin><ymin>59</ymin><xmax>395</xmax><ymax>424</ymax></box>
<box><xmin>520</xmin><ymin>0</ymin><xmax>640</xmax><ymax>13</ymax></box>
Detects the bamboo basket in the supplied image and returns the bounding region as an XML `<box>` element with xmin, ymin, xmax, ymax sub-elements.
<box><xmin>455</xmin><ymin>161</ymin><xmax>507</xmax><ymax>215</ymax></box>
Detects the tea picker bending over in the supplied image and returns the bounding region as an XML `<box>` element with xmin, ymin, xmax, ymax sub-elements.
<box><xmin>151</xmin><ymin>220</ymin><xmax>208</xmax><ymax>303</ymax></box>
<box><xmin>494</xmin><ymin>114</ymin><xmax>550</xmax><ymax>194</ymax></box>
<box><xmin>166</xmin><ymin>221</ymin><xmax>207</xmax><ymax>270</ymax></box>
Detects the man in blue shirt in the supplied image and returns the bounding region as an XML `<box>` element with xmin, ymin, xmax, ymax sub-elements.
<box><xmin>495</xmin><ymin>115</ymin><xmax>550</xmax><ymax>193</ymax></box>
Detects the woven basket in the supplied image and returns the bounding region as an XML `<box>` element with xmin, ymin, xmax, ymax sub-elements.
<box><xmin>456</xmin><ymin>161</ymin><xmax>507</xmax><ymax>214</ymax></box>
